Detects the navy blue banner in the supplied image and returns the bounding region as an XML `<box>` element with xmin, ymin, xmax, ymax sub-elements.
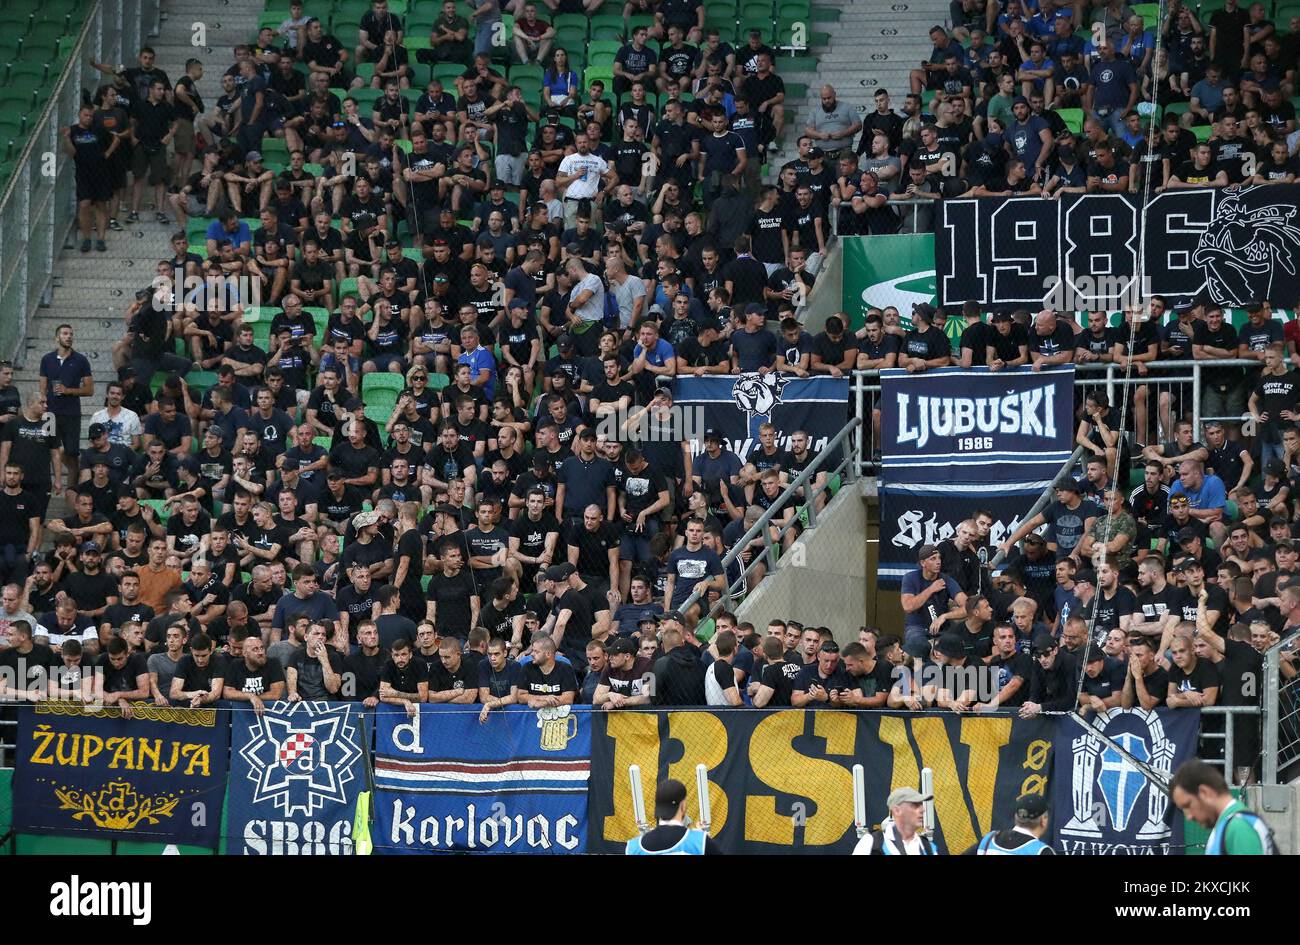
<box><xmin>880</xmin><ymin>367</ymin><xmax>1074</xmax><ymax>484</ymax></box>
<box><xmin>936</xmin><ymin>185</ymin><xmax>1300</xmax><ymax>309</ymax></box>
<box><xmin>372</xmin><ymin>705</ymin><xmax>591</xmax><ymax>854</ymax></box>
<box><xmin>1051</xmin><ymin>708</ymin><xmax>1201</xmax><ymax>855</ymax></box>
<box><xmin>12</xmin><ymin>702</ymin><xmax>230</xmax><ymax>846</ymax></box>
<box><xmin>587</xmin><ymin>710</ymin><xmax>1054</xmax><ymax>854</ymax></box>
<box><xmin>878</xmin><ymin>482</ymin><xmax>1049</xmax><ymax>587</ymax></box>
<box><xmin>673</xmin><ymin>374</ymin><xmax>849</xmax><ymax>462</ymax></box>
<box><xmin>226</xmin><ymin>701</ymin><xmax>369</xmax><ymax>854</ymax></box>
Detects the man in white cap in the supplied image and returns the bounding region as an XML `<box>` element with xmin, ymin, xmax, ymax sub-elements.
<box><xmin>852</xmin><ymin>786</ymin><xmax>936</xmax><ymax>855</ymax></box>
<box><xmin>625</xmin><ymin>778</ymin><xmax>724</xmax><ymax>855</ymax></box>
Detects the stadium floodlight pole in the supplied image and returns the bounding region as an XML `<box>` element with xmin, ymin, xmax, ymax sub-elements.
<box><xmin>696</xmin><ymin>763</ymin><xmax>712</xmax><ymax>831</ymax></box>
<box><xmin>921</xmin><ymin>767</ymin><xmax>935</xmax><ymax>837</ymax></box>
<box><xmin>629</xmin><ymin>764</ymin><xmax>650</xmax><ymax>833</ymax></box>
<box><xmin>852</xmin><ymin>764</ymin><xmax>867</xmax><ymax>838</ymax></box>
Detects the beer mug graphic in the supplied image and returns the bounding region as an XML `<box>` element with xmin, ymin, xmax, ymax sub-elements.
<box><xmin>536</xmin><ymin>705</ymin><xmax>578</xmax><ymax>751</ymax></box>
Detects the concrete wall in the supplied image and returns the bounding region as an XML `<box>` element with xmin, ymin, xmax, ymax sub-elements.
<box><xmin>735</xmin><ymin>479</ymin><xmax>869</xmax><ymax>646</ymax></box>
<box><xmin>799</xmin><ymin>240</ymin><xmax>844</xmax><ymax>335</ymax></box>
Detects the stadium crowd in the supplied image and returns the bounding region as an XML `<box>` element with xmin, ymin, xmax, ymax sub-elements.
<box><xmin>2</xmin><ymin>0</ymin><xmax>865</xmax><ymax>715</ymax></box>
<box><xmin>2</xmin><ymin>0</ymin><xmax>1298</xmax><ymax>746</ymax></box>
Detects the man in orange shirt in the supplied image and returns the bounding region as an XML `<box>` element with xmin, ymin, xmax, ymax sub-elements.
<box><xmin>136</xmin><ymin>535</ymin><xmax>182</xmax><ymax>612</ymax></box>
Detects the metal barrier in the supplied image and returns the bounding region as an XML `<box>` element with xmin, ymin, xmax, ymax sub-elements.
<box><xmin>1198</xmin><ymin>705</ymin><xmax>1262</xmax><ymax>784</ymax></box>
<box><xmin>1265</xmin><ymin>634</ymin><xmax>1300</xmax><ymax>783</ymax></box>
<box><xmin>851</xmin><ymin>358</ymin><xmax>1265</xmax><ymax>479</ymax></box>
<box><xmin>678</xmin><ymin>416</ymin><xmax>862</xmax><ymax>623</ymax></box>
<box><xmin>0</xmin><ymin>710</ymin><xmax>14</xmax><ymax>769</ymax></box>
<box><xmin>0</xmin><ymin>0</ymin><xmax>159</xmax><ymax>365</ymax></box>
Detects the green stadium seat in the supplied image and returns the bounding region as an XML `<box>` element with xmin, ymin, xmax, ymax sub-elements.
<box><xmin>1191</xmin><ymin>124</ymin><xmax>1213</xmax><ymax>141</ymax></box>
<box><xmin>349</xmin><ymin>88</ymin><xmax>383</xmax><ymax>110</ymax></box>
<box><xmin>589</xmin><ymin>14</ymin><xmax>624</xmax><ymax>40</ymax></box>
<box><xmin>338</xmin><ymin>277</ymin><xmax>364</xmax><ymax>302</ymax></box>
<box><xmin>1055</xmin><ymin>107</ymin><xmax>1084</xmax><ymax>133</ymax></box>
<box><xmin>776</xmin><ymin>0</ymin><xmax>810</xmax><ymax>20</ymax></box>
<box><xmin>433</xmin><ymin>62</ymin><xmax>464</xmax><ymax>86</ymax></box>
<box><xmin>185</xmin><ymin>370</ymin><xmax>220</xmax><ymax>395</ymax></box>
<box><xmin>240</xmin><ymin>305</ymin><xmax>279</xmax><ymax>323</ymax></box>
<box><xmin>362</xmin><ymin>372</ymin><xmax>406</xmax><ymax>398</ymax></box>
<box><xmin>304</xmin><ymin>306</ymin><xmax>330</xmax><ymax>335</ymax></box>
<box><xmin>1131</xmin><ymin>2</ymin><xmax>1159</xmax><ymax>28</ymax></box>
<box><xmin>740</xmin><ymin>1</ymin><xmax>773</xmax><ymax>20</ymax></box>
<box><xmin>141</xmin><ymin>499</ymin><xmax>171</xmax><ymax>524</ymax></box>
<box><xmin>626</xmin><ymin>12</ymin><xmax>653</xmax><ymax>35</ymax></box>
<box><xmin>586</xmin><ymin>40</ymin><xmax>621</xmax><ymax>67</ymax></box>
<box><xmin>738</xmin><ymin>16</ymin><xmax>773</xmax><ymax>41</ymax></box>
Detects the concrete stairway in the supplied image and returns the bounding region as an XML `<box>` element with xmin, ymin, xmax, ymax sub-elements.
<box><xmin>15</xmin><ymin>0</ymin><xmax>260</xmax><ymax>518</ymax></box>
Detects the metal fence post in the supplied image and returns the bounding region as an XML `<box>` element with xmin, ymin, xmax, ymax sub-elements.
<box><xmin>1192</xmin><ymin>362</ymin><xmax>1202</xmax><ymax>435</ymax></box>
<box><xmin>1263</xmin><ymin>647</ymin><xmax>1280</xmax><ymax>784</ymax></box>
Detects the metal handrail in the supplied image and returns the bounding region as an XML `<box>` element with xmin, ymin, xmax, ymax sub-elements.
<box><xmin>987</xmin><ymin>444</ymin><xmax>1088</xmax><ymax>572</ymax></box>
<box><xmin>679</xmin><ymin>416</ymin><xmax>862</xmax><ymax>623</ymax></box>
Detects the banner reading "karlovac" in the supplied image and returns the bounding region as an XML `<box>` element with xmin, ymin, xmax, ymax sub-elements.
<box><xmin>1051</xmin><ymin>708</ymin><xmax>1200</xmax><ymax>855</ymax></box>
<box><xmin>673</xmin><ymin>374</ymin><xmax>849</xmax><ymax>463</ymax></box>
<box><xmin>225</xmin><ymin>701</ymin><xmax>368</xmax><ymax>855</ymax></box>
<box><xmin>372</xmin><ymin>705</ymin><xmax>591</xmax><ymax>854</ymax></box>
<box><xmin>12</xmin><ymin>702</ymin><xmax>230</xmax><ymax>847</ymax></box>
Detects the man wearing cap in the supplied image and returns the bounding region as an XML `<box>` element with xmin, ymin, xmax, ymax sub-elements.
<box><xmin>591</xmin><ymin>635</ymin><xmax>654</xmax><ymax>709</ymax></box>
<box><xmin>1020</xmin><ymin>633</ymin><xmax>1076</xmax><ymax>718</ymax></box>
<box><xmin>791</xmin><ymin>640</ymin><xmax>853</xmax><ymax>707</ymax></box>
<box><xmin>625</xmin><ymin>778</ymin><xmax>723</xmax><ymax>855</ymax></box>
<box><xmin>1079</xmin><ymin>645</ymin><xmax>1126</xmax><ymax>713</ymax></box>
<box><xmin>965</xmin><ymin>793</ymin><xmax>1054</xmax><ymax>855</ymax></box>
<box><xmin>999</xmin><ymin>478</ymin><xmax>1099</xmax><ymax>563</ymax></box>
<box><xmin>729</xmin><ymin>303</ymin><xmax>779</xmax><ymax>373</ymax></box>
<box><xmin>540</xmin><ymin>563</ymin><xmax>596</xmax><ymax>663</ymax></box>
<box><xmin>852</xmin><ymin>786</ymin><xmax>936</xmax><ymax>855</ymax></box>
<box><xmin>900</xmin><ymin>544</ymin><xmax>967</xmax><ymax>650</ymax></box>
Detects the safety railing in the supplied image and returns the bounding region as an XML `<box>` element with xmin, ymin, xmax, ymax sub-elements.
<box><xmin>851</xmin><ymin>358</ymin><xmax>1265</xmax><ymax>479</ymax></box>
<box><xmin>0</xmin><ymin>0</ymin><xmax>159</xmax><ymax>365</ymax></box>
<box><xmin>678</xmin><ymin>416</ymin><xmax>862</xmax><ymax>624</ymax></box>
<box><xmin>1265</xmin><ymin>634</ymin><xmax>1298</xmax><ymax>784</ymax></box>
<box><xmin>0</xmin><ymin>710</ymin><xmax>14</xmax><ymax>769</ymax></box>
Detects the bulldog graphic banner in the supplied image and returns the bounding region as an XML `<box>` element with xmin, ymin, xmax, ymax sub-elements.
<box><xmin>935</xmin><ymin>185</ymin><xmax>1300</xmax><ymax>309</ymax></box>
<box><xmin>672</xmin><ymin>374</ymin><xmax>850</xmax><ymax>462</ymax></box>
<box><xmin>372</xmin><ymin>705</ymin><xmax>591</xmax><ymax>854</ymax></box>
<box><xmin>11</xmin><ymin>702</ymin><xmax>230</xmax><ymax>846</ymax></box>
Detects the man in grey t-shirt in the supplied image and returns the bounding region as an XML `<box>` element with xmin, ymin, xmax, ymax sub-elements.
<box><xmin>805</xmin><ymin>85</ymin><xmax>862</xmax><ymax>152</ymax></box>
<box><xmin>146</xmin><ymin>623</ymin><xmax>186</xmax><ymax>702</ymax></box>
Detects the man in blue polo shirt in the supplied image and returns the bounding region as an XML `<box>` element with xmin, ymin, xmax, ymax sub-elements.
<box><xmin>730</xmin><ymin>304</ymin><xmax>779</xmax><ymax>372</ymax></box>
<box><xmin>1169</xmin><ymin>459</ymin><xmax>1227</xmax><ymax>543</ymax></box>
<box><xmin>457</xmin><ymin>323</ymin><xmax>497</xmax><ymax>400</ymax></box>
<box><xmin>39</xmin><ymin>324</ymin><xmax>94</xmax><ymax>486</ymax></box>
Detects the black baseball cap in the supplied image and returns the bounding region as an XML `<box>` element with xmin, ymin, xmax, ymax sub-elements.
<box><xmin>607</xmin><ymin>636</ymin><xmax>637</xmax><ymax>656</ymax></box>
<box><xmin>654</xmin><ymin>779</ymin><xmax>688</xmax><ymax>819</ymax></box>
<box><xmin>1031</xmin><ymin>633</ymin><xmax>1058</xmax><ymax>655</ymax></box>
<box><xmin>935</xmin><ymin>634</ymin><xmax>966</xmax><ymax>659</ymax></box>
<box><xmin>1015</xmin><ymin>793</ymin><xmax>1048</xmax><ymax>819</ymax></box>
<box><xmin>88</xmin><ymin>423</ymin><xmax>107</xmax><ymax>439</ymax></box>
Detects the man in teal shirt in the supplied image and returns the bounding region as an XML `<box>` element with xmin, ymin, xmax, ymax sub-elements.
<box><xmin>1171</xmin><ymin>760</ymin><xmax>1275</xmax><ymax>854</ymax></box>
